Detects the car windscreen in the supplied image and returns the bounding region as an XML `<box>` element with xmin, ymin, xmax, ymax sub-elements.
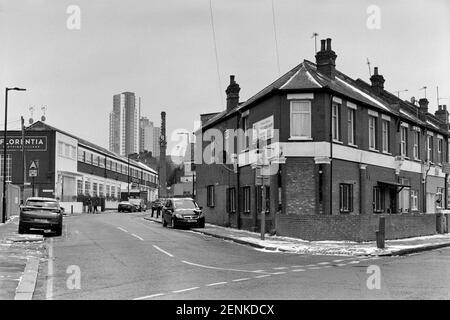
<box><xmin>173</xmin><ymin>199</ymin><xmax>198</xmax><ymax>209</ymax></box>
<box><xmin>26</xmin><ymin>200</ymin><xmax>58</xmax><ymax>208</ymax></box>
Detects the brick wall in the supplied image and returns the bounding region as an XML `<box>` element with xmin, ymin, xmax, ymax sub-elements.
<box><xmin>285</xmin><ymin>158</ymin><xmax>316</xmax><ymax>215</ymax></box>
<box><xmin>276</xmin><ymin>213</ymin><xmax>437</xmax><ymax>241</ymax></box>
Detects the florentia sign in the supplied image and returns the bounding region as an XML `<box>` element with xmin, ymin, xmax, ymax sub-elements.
<box><xmin>0</xmin><ymin>136</ymin><xmax>47</xmax><ymax>151</ymax></box>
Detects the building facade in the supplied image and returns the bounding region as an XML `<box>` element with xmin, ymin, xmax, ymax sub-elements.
<box><xmin>139</xmin><ymin>117</ymin><xmax>161</xmax><ymax>157</ymax></box>
<box><xmin>109</xmin><ymin>92</ymin><xmax>139</xmax><ymax>156</ymax></box>
<box><xmin>1</xmin><ymin>121</ymin><xmax>158</xmax><ymax>212</ymax></box>
<box><xmin>195</xmin><ymin>38</ymin><xmax>449</xmax><ymax>241</ymax></box>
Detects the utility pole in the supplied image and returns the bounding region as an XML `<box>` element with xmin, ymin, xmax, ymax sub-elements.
<box><xmin>159</xmin><ymin>112</ymin><xmax>167</xmax><ymax>198</ymax></box>
<box><xmin>312</xmin><ymin>32</ymin><xmax>319</xmax><ymax>54</ymax></box>
<box><xmin>366</xmin><ymin>58</ymin><xmax>372</xmax><ymax>78</ymax></box>
<box><xmin>21</xmin><ymin>116</ymin><xmax>26</xmax><ymax>196</ymax></box>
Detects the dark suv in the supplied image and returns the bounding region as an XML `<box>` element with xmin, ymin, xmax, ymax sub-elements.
<box><xmin>162</xmin><ymin>198</ymin><xmax>204</xmax><ymax>229</ymax></box>
<box><xmin>18</xmin><ymin>197</ymin><xmax>63</xmax><ymax>236</ymax></box>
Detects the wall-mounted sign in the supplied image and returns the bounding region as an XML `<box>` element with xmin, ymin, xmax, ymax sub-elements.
<box><xmin>252</xmin><ymin>116</ymin><xmax>274</xmax><ymax>142</ymax></box>
<box><xmin>0</xmin><ymin>136</ymin><xmax>47</xmax><ymax>151</ymax></box>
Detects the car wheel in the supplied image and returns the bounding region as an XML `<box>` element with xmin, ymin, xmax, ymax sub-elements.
<box><xmin>18</xmin><ymin>224</ymin><xmax>27</xmax><ymax>234</ymax></box>
<box><xmin>198</xmin><ymin>220</ymin><xmax>205</xmax><ymax>228</ymax></box>
<box><xmin>54</xmin><ymin>224</ymin><xmax>63</xmax><ymax>236</ymax></box>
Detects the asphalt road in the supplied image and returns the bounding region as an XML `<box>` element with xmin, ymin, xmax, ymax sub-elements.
<box><xmin>32</xmin><ymin>212</ymin><xmax>450</xmax><ymax>300</ymax></box>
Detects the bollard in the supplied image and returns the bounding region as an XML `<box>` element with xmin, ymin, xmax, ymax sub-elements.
<box><xmin>71</xmin><ymin>205</ymin><xmax>73</xmax><ymax>215</ymax></box>
<box><xmin>376</xmin><ymin>217</ymin><xmax>385</xmax><ymax>249</ymax></box>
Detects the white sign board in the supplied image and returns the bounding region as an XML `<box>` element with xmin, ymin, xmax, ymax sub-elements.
<box><xmin>252</xmin><ymin>116</ymin><xmax>274</xmax><ymax>142</ymax></box>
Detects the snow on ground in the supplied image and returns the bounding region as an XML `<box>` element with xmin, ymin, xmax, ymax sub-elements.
<box><xmin>205</xmin><ymin>224</ymin><xmax>450</xmax><ymax>256</ymax></box>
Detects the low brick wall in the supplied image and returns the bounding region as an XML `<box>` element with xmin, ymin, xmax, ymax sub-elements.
<box><xmin>276</xmin><ymin>213</ymin><xmax>438</xmax><ymax>242</ymax></box>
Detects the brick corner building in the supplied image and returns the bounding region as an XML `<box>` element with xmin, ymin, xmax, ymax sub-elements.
<box><xmin>195</xmin><ymin>38</ymin><xmax>449</xmax><ymax>241</ymax></box>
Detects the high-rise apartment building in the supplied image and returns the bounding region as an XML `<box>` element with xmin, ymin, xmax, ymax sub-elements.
<box><xmin>139</xmin><ymin>116</ymin><xmax>160</xmax><ymax>157</ymax></box>
<box><xmin>109</xmin><ymin>92</ymin><xmax>139</xmax><ymax>156</ymax></box>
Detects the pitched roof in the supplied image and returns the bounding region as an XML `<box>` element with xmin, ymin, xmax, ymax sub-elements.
<box><xmin>27</xmin><ymin>121</ymin><xmax>157</xmax><ymax>174</ymax></box>
<box><xmin>201</xmin><ymin>59</ymin><xmax>446</xmax><ymax>132</ymax></box>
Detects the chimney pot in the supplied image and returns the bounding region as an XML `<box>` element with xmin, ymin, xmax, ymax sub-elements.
<box><xmin>315</xmin><ymin>38</ymin><xmax>337</xmax><ymax>79</ymax></box>
<box><xmin>370</xmin><ymin>67</ymin><xmax>385</xmax><ymax>94</ymax></box>
<box><xmin>326</xmin><ymin>38</ymin><xmax>332</xmax><ymax>50</ymax></box>
<box><xmin>225</xmin><ymin>75</ymin><xmax>240</xmax><ymax>112</ymax></box>
<box><xmin>374</xmin><ymin>67</ymin><xmax>378</xmax><ymax>75</ymax></box>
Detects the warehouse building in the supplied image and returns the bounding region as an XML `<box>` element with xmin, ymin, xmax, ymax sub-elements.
<box><xmin>0</xmin><ymin>121</ymin><xmax>158</xmax><ymax>213</ymax></box>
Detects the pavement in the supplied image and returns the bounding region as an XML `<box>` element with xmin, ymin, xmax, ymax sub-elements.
<box><xmin>144</xmin><ymin>215</ymin><xmax>450</xmax><ymax>256</ymax></box>
<box><xmin>31</xmin><ymin>212</ymin><xmax>450</xmax><ymax>299</ymax></box>
<box><xmin>0</xmin><ymin>216</ymin><xmax>46</xmax><ymax>300</ymax></box>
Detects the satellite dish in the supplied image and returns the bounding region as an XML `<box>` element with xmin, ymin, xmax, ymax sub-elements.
<box><xmin>29</xmin><ymin>118</ymin><xmax>33</xmax><ymax>124</ymax></box>
<box><xmin>41</xmin><ymin>115</ymin><xmax>46</xmax><ymax>122</ymax></box>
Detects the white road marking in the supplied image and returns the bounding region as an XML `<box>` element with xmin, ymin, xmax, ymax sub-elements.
<box><xmin>232</xmin><ymin>278</ymin><xmax>250</xmax><ymax>282</ymax></box>
<box><xmin>45</xmin><ymin>238</ymin><xmax>54</xmax><ymax>300</ymax></box>
<box><xmin>206</xmin><ymin>282</ymin><xmax>227</xmax><ymax>287</ymax></box>
<box><xmin>273</xmin><ymin>267</ymin><xmax>288</xmax><ymax>270</ymax></box>
<box><xmin>153</xmin><ymin>245</ymin><xmax>174</xmax><ymax>257</ymax></box>
<box><xmin>117</xmin><ymin>227</ymin><xmax>128</xmax><ymax>233</ymax></box>
<box><xmin>254</xmin><ymin>274</ymin><xmax>271</xmax><ymax>278</ymax></box>
<box><xmin>173</xmin><ymin>287</ymin><xmax>200</xmax><ymax>293</ymax></box>
<box><xmin>134</xmin><ymin>293</ymin><xmax>165</xmax><ymax>300</ymax></box>
<box><xmin>131</xmin><ymin>234</ymin><xmax>144</xmax><ymax>241</ymax></box>
<box><xmin>308</xmin><ymin>266</ymin><xmax>322</xmax><ymax>270</ymax></box>
<box><xmin>290</xmin><ymin>265</ymin><xmax>304</xmax><ymax>268</ymax></box>
<box><xmin>348</xmin><ymin>260</ymin><xmax>360</xmax><ymax>264</ymax></box>
<box><xmin>181</xmin><ymin>260</ymin><xmax>267</xmax><ymax>274</ymax></box>
<box><xmin>292</xmin><ymin>269</ymin><xmax>306</xmax><ymax>272</ymax></box>
<box><xmin>317</xmin><ymin>262</ymin><xmax>330</xmax><ymax>265</ymax></box>
<box><xmin>272</xmin><ymin>271</ymin><xmax>286</xmax><ymax>275</ymax></box>
<box><xmin>305</xmin><ymin>264</ymin><xmax>316</xmax><ymax>267</ymax></box>
<box><xmin>333</xmin><ymin>259</ymin><xmax>344</xmax><ymax>262</ymax></box>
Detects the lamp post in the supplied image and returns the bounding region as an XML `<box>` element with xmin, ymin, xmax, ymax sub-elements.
<box><xmin>177</xmin><ymin>132</ymin><xmax>193</xmax><ymax>197</ymax></box>
<box><xmin>2</xmin><ymin>87</ymin><xmax>26</xmax><ymax>223</ymax></box>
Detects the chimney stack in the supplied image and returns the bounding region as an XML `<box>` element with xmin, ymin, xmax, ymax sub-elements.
<box><xmin>315</xmin><ymin>38</ymin><xmax>337</xmax><ymax>79</ymax></box>
<box><xmin>435</xmin><ymin>105</ymin><xmax>449</xmax><ymax>124</ymax></box>
<box><xmin>225</xmin><ymin>75</ymin><xmax>240</xmax><ymax>112</ymax></box>
<box><xmin>418</xmin><ymin>98</ymin><xmax>429</xmax><ymax>114</ymax></box>
<box><xmin>370</xmin><ymin>67</ymin><xmax>385</xmax><ymax>94</ymax></box>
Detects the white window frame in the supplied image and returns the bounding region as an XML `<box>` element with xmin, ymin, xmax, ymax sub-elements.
<box><xmin>427</xmin><ymin>134</ymin><xmax>434</xmax><ymax>163</ymax></box>
<box><xmin>400</xmin><ymin>125</ymin><xmax>408</xmax><ymax>157</ymax></box>
<box><xmin>438</xmin><ymin>138</ymin><xmax>443</xmax><ymax>164</ymax></box>
<box><xmin>289</xmin><ymin>100</ymin><xmax>312</xmax><ymax>140</ymax></box>
<box><xmin>382</xmin><ymin>119</ymin><xmax>390</xmax><ymax>153</ymax></box>
<box><xmin>368</xmin><ymin>115</ymin><xmax>377</xmax><ymax>150</ymax></box>
<box><xmin>413</xmin><ymin>129</ymin><xmax>420</xmax><ymax>160</ymax></box>
<box><xmin>347</xmin><ymin>108</ymin><xmax>355</xmax><ymax>146</ymax></box>
<box><xmin>411</xmin><ymin>190</ymin><xmax>418</xmax><ymax>211</ymax></box>
<box><xmin>332</xmin><ymin>102</ymin><xmax>341</xmax><ymax>142</ymax></box>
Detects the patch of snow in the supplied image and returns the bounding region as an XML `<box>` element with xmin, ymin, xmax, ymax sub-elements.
<box><xmin>336</xmin><ymin>77</ymin><xmax>390</xmax><ymax>111</ymax></box>
<box><xmin>279</xmin><ymin>68</ymin><xmax>302</xmax><ymax>90</ymax></box>
<box><xmin>305</xmin><ymin>70</ymin><xmax>323</xmax><ymax>88</ymax></box>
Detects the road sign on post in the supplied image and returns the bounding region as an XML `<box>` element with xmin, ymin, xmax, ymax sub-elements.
<box><xmin>29</xmin><ymin>160</ymin><xmax>39</xmax><ymax>177</ymax></box>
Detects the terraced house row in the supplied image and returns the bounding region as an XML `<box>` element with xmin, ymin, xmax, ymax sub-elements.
<box><xmin>196</xmin><ymin>38</ymin><xmax>450</xmax><ymax>241</ymax></box>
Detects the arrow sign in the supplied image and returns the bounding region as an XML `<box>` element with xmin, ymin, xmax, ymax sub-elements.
<box><xmin>29</xmin><ymin>160</ymin><xmax>39</xmax><ymax>169</ymax></box>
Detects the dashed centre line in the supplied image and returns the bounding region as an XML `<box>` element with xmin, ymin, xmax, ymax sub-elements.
<box><xmin>173</xmin><ymin>287</ymin><xmax>200</xmax><ymax>293</ymax></box>
<box><xmin>134</xmin><ymin>293</ymin><xmax>165</xmax><ymax>300</ymax></box>
<box><xmin>206</xmin><ymin>282</ymin><xmax>227</xmax><ymax>287</ymax></box>
<box><xmin>232</xmin><ymin>278</ymin><xmax>250</xmax><ymax>282</ymax></box>
<box><xmin>117</xmin><ymin>227</ymin><xmax>128</xmax><ymax>233</ymax></box>
<box><xmin>131</xmin><ymin>234</ymin><xmax>144</xmax><ymax>241</ymax></box>
<box><xmin>153</xmin><ymin>245</ymin><xmax>174</xmax><ymax>257</ymax></box>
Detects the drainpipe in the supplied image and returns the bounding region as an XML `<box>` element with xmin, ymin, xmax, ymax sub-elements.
<box><xmin>329</xmin><ymin>93</ymin><xmax>333</xmax><ymax>215</ymax></box>
<box><xmin>236</xmin><ymin>113</ymin><xmax>241</xmax><ymax>229</ymax></box>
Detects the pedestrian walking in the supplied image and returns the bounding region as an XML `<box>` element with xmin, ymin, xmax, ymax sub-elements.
<box><xmin>93</xmin><ymin>199</ymin><xmax>98</xmax><ymax>213</ymax></box>
<box><xmin>87</xmin><ymin>197</ymin><xmax>92</xmax><ymax>213</ymax></box>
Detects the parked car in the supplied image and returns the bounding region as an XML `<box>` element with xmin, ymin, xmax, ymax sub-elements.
<box><xmin>18</xmin><ymin>197</ymin><xmax>63</xmax><ymax>236</ymax></box>
<box><xmin>128</xmin><ymin>198</ymin><xmax>146</xmax><ymax>212</ymax></box>
<box><xmin>118</xmin><ymin>201</ymin><xmax>137</xmax><ymax>213</ymax></box>
<box><xmin>162</xmin><ymin>198</ymin><xmax>205</xmax><ymax>229</ymax></box>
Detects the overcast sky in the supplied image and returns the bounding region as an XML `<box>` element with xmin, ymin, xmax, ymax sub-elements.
<box><xmin>1</xmin><ymin>0</ymin><xmax>449</xmax><ymax>156</ymax></box>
